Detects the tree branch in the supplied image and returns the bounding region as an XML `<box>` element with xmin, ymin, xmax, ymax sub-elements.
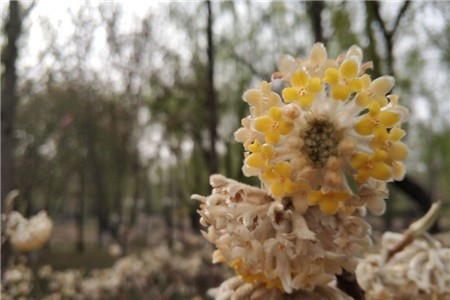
<box><xmin>307</xmin><ymin>1</ymin><xmax>326</xmax><ymax>45</ymax></box>
<box><xmin>391</xmin><ymin>1</ymin><xmax>411</xmax><ymax>37</ymax></box>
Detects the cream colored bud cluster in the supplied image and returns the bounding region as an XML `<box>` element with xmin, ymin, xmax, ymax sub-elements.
<box><xmin>1</xmin><ymin>259</ymin><xmax>34</xmax><ymax>300</ymax></box>
<box><xmin>208</xmin><ymin>276</ymin><xmax>352</xmax><ymax>300</ymax></box>
<box><xmin>1</xmin><ymin>241</ymin><xmax>216</xmax><ymax>299</ymax></box>
<box><xmin>193</xmin><ymin>175</ymin><xmax>372</xmax><ymax>293</ymax></box>
<box><xmin>4</xmin><ymin>210</ymin><xmax>53</xmax><ymax>252</ymax></box>
<box><xmin>356</xmin><ymin>232</ymin><xmax>450</xmax><ymax>300</ymax></box>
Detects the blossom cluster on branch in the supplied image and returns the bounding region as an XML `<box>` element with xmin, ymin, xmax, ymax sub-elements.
<box><xmin>193</xmin><ymin>43</ymin><xmax>412</xmax><ymax>298</ymax></box>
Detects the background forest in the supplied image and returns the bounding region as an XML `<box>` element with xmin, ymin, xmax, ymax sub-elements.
<box><xmin>1</xmin><ymin>1</ymin><xmax>449</xmax><ymax>299</ymax></box>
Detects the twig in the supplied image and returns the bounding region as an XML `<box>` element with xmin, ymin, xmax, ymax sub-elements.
<box><xmin>391</xmin><ymin>1</ymin><xmax>411</xmax><ymax>38</ymax></box>
<box><xmin>384</xmin><ymin>201</ymin><xmax>442</xmax><ymax>263</ymax></box>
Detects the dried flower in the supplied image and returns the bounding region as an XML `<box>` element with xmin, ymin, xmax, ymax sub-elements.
<box><xmin>356</xmin><ymin>232</ymin><xmax>450</xmax><ymax>300</ymax></box>
<box><xmin>208</xmin><ymin>276</ymin><xmax>352</xmax><ymax>300</ymax></box>
<box><xmin>5</xmin><ymin>210</ymin><xmax>53</xmax><ymax>252</ymax></box>
<box><xmin>193</xmin><ymin>175</ymin><xmax>371</xmax><ymax>293</ymax></box>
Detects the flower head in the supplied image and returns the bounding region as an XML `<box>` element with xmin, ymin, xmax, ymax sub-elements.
<box><xmin>356</xmin><ymin>232</ymin><xmax>450</xmax><ymax>300</ymax></box>
<box><xmin>193</xmin><ymin>175</ymin><xmax>371</xmax><ymax>293</ymax></box>
<box><xmin>5</xmin><ymin>211</ymin><xmax>53</xmax><ymax>252</ymax></box>
<box><xmin>236</xmin><ymin>43</ymin><xmax>409</xmax><ymax>215</ymax></box>
<box><xmin>194</xmin><ymin>43</ymin><xmax>410</xmax><ymax>296</ymax></box>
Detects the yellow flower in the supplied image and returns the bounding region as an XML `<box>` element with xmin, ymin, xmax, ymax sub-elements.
<box><xmin>282</xmin><ymin>70</ymin><xmax>322</xmax><ymax>108</ymax></box>
<box><xmin>371</xmin><ymin>127</ymin><xmax>408</xmax><ymax>161</ymax></box>
<box><xmin>308</xmin><ymin>189</ymin><xmax>350</xmax><ymax>214</ymax></box>
<box><xmin>354</xmin><ymin>101</ymin><xmax>400</xmax><ymax>136</ymax></box>
<box><xmin>355</xmin><ymin>75</ymin><xmax>394</xmax><ymax>107</ymax></box>
<box><xmin>243</xmin><ymin>81</ymin><xmax>282</xmax><ymax>116</ymax></box>
<box><xmin>262</xmin><ymin>162</ymin><xmax>297</xmax><ymax>197</ymax></box>
<box><xmin>350</xmin><ymin>150</ymin><xmax>391</xmax><ymax>183</ymax></box>
<box><xmin>245</xmin><ymin>140</ymin><xmax>274</xmax><ymax>169</ymax></box>
<box><xmin>235</xmin><ymin>43</ymin><xmax>409</xmax><ymax>215</ymax></box>
<box><xmin>303</xmin><ymin>43</ymin><xmax>337</xmax><ymax>76</ymax></box>
<box><xmin>323</xmin><ymin>58</ymin><xmax>363</xmax><ymax>101</ymax></box>
<box><xmin>254</xmin><ymin>106</ymin><xmax>293</xmax><ymax>144</ymax></box>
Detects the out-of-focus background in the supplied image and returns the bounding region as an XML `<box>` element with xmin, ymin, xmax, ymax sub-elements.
<box><xmin>1</xmin><ymin>1</ymin><xmax>449</xmax><ymax>299</ymax></box>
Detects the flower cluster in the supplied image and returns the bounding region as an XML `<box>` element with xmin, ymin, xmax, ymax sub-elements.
<box><xmin>235</xmin><ymin>43</ymin><xmax>408</xmax><ymax>215</ymax></box>
<box><xmin>1</xmin><ymin>257</ymin><xmax>34</xmax><ymax>300</ymax></box>
<box><xmin>209</xmin><ymin>276</ymin><xmax>352</xmax><ymax>300</ymax></box>
<box><xmin>1</xmin><ymin>239</ymin><xmax>225</xmax><ymax>300</ymax></box>
<box><xmin>193</xmin><ymin>175</ymin><xmax>371</xmax><ymax>293</ymax></box>
<box><xmin>195</xmin><ymin>44</ymin><xmax>410</xmax><ymax>296</ymax></box>
<box><xmin>4</xmin><ymin>210</ymin><xmax>53</xmax><ymax>252</ymax></box>
<box><xmin>356</xmin><ymin>232</ymin><xmax>450</xmax><ymax>300</ymax></box>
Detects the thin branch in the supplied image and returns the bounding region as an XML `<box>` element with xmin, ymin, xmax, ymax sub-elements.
<box><xmin>307</xmin><ymin>1</ymin><xmax>327</xmax><ymax>45</ymax></box>
<box><xmin>385</xmin><ymin>201</ymin><xmax>441</xmax><ymax>262</ymax></box>
<box><xmin>367</xmin><ymin>1</ymin><xmax>390</xmax><ymax>39</ymax></box>
<box><xmin>230</xmin><ymin>47</ymin><xmax>268</xmax><ymax>79</ymax></box>
<box><xmin>364</xmin><ymin>2</ymin><xmax>382</xmax><ymax>77</ymax></box>
<box><xmin>22</xmin><ymin>1</ymin><xmax>36</xmax><ymax>18</ymax></box>
<box><xmin>391</xmin><ymin>1</ymin><xmax>411</xmax><ymax>37</ymax></box>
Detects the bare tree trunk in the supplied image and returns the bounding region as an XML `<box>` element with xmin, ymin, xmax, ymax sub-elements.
<box><xmin>83</xmin><ymin>97</ymin><xmax>110</xmax><ymax>247</ymax></box>
<box><xmin>1</xmin><ymin>1</ymin><xmax>22</xmax><ymax>279</ymax></box>
<box><xmin>1</xmin><ymin>1</ymin><xmax>21</xmax><ymax>209</ymax></box>
<box><xmin>307</xmin><ymin>1</ymin><xmax>326</xmax><ymax>45</ymax></box>
<box><xmin>206</xmin><ymin>0</ymin><xmax>218</xmax><ymax>175</ymax></box>
<box><xmin>76</xmin><ymin>167</ymin><xmax>86</xmax><ymax>252</ymax></box>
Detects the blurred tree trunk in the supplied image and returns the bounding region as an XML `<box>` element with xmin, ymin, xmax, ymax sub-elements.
<box><xmin>206</xmin><ymin>0</ymin><xmax>218</xmax><ymax>175</ymax></box>
<box><xmin>1</xmin><ymin>1</ymin><xmax>21</xmax><ymax>209</ymax></box>
<box><xmin>84</xmin><ymin>97</ymin><xmax>111</xmax><ymax>246</ymax></box>
<box><xmin>307</xmin><ymin>1</ymin><xmax>326</xmax><ymax>45</ymax></box>
<box><xmin>109</xmin><ymin>104</ymin><xmax>126</xmax><ymax>244</ymax></box>
<box><xmin>365</xmin><ymin>0</ymin><xmax>439</xmax><ymax>232</ymax></box>
<box><xmin>1</xmin><ymin>0</ymin><xmax>34</xmax><ymax>276</ymax></box>
<box><xmin>76</xmin><ymin>167</ymin><xmax>86</xmax><ymax>253</ymax></box>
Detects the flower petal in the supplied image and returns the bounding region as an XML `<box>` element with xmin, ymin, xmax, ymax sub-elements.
<box><xmin>254</xmin><ymin>116</ymin><xmax>273</xmax><ymax>133</ymax></box>
<box><xmin>274</xmin><ymin>162</ymin><xmax>291</xmax><ymax>177</ymax></box>
<box><xmin>246</xmin><ymin>153</ymin><xmax>264</xmax><ymax>168</ymax></box>
<box><xmin>323</xmin><ymin>68</ymin><xmax>339</xmax><ymax>85</ymax></box>
<box><xmin>331</xmin><ymin>84</ymin><xmax>351</xmax><ymax>101</ymax></box>
<box><xmin>308</xmin><ymin>77</ymin><xmax>322</xmax><ymax>93</ymax></box>
<box><xmin>297</xmin><ymin>94</ymin><xmax>314</xmax><ymax>108</ymax></box>
<box><xmin>282</xmin><ymin>88</ymin><xmax>298</xmax><ymax>103</ymax></box>
<box><xmin>266</xmin><ymin>131</ymin><xmax>280</xmax><ymax>144</ymax></box>
<box><xmin>371</xmin><ymin>162</ymin><xmax>391</xmax><ymax>181</ymax></box>
<box><xmin>278</xmin><ymin>120</ymin><xmax>293</xmax><ymax>135</ymax></box>
<box><xmin>354</xmin><ymin>117</ymin><xmax>374</xmax><ymax>136</ymax></box>
<box><xmin>339</xmin><ymin>59</ymin><xmax>358</xmax><ymax>79</ymax></box>
<box><xmin>379</xmin><ymin>111</ymin><xmax>400</xmax><ymax>127</ymax></box>
<box><xmin>291</xmin><ymin>70</ymin><xmax>309</xmax><ymax>87</ymax></box>
<box><xmin>243</xmin><ymin>89</ymin><xmax>261</xmax><ymax>105</ymax></box>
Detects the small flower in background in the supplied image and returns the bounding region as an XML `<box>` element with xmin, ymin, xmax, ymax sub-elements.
<box><xmin>5</xmin><ymin>210</ymin><xmax>53</xmax><ymax>252</ymax></box>
<box><xmin>356</xmin><ymin>231</ymin><xmax>450</xmax><ymax>300</ymax></box>
<box><xmin>108</xmin><ymin>243</ymin><xmax>123</xmax><ymax>258</ymax></box>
